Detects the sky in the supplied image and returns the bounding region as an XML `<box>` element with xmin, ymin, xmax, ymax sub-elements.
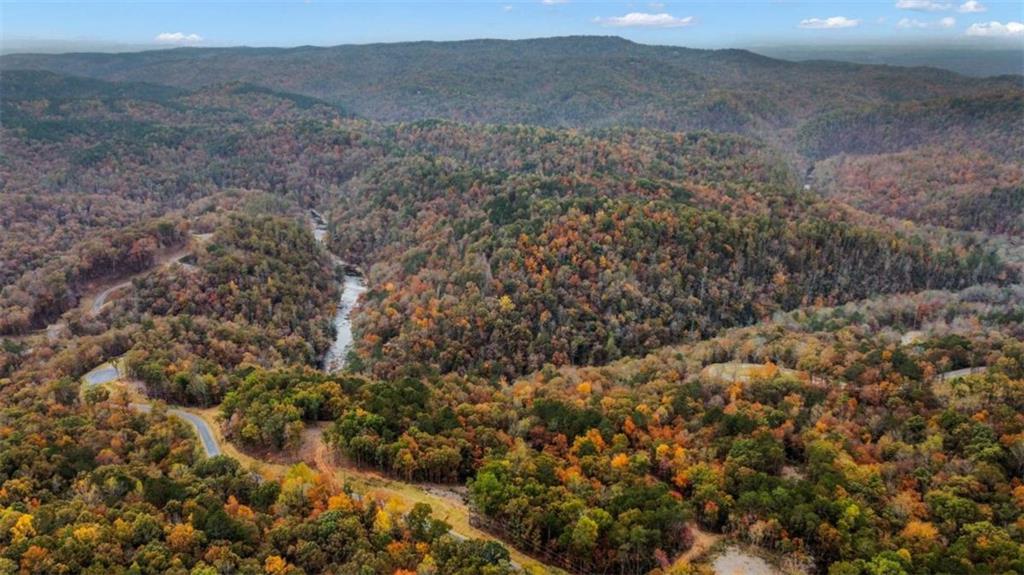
<box><xmin>2</xmin><ymin>0</ymin><xmax>1023</xmax><ymax>53</ymax></box>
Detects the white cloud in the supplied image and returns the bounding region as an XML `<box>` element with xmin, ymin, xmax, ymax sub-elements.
<box><xmin>648</xmin><ymin>2</ymin><xmax>666</xmax><ymax>8</ymax></box>
<box><xmin>895</xmin><ymin>0</ymin><xmax>952</xmax><ymax>11</ymax></box>
<box><xmin>595</xmin><ymin>12</ymin><xmax>694</xmax><ymax>28</ymax></box>
<box><xmin>898</xmin><ymin>17</ymin><xmax>929</xmax><ymax>28</ymax></box>
<box><xmin>154</xmin><ymin>32</ymin><xmax>202</xmax><ymax>44</ymax></box>
<box><xmin>965</xmin><ymin>20</ymin><xmax>1024</xmax><ymax>37</ymax></box>
<box><xmin>503</xmin><ymin>4</ymin><xmax>513</xmax><ymax>11</ymax></box>
<box><xmin>541</xmin><ymin>0</ymin><xmax>569</xmax><ymax>4</ymax></box>
<box><xmin>798</xmin><ymin>16</ymin><xmax>860</xmax><ymax>29</ymax></box>
<box><xmin>898</xmin><ymin>16</ymin><xmax>956</xmax><ymax>28</ymax></box>
<box><xmin>957</xmin><ymin>0</ymin><xmax>986</xmax><ymax>12</ymax></box>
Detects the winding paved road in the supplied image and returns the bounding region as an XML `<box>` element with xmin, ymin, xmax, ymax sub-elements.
<box><xmin>81</xmin><ymin>363</ymin><xmax>221</xmax><ymax>457</ymax></box>
<box><xmin>89</xmin><ymin>281</ymin><xmax>131</xmax><ymax>316</ymax></box>
<box><xmin>130</xmin><ymin>403</ymin><xmax>222</xmax><ymax>457</ymax></box>
<box><xmin>87</xmin><ymin>248</ymin><xmax>193</xmax><ymax>318</ymax></box>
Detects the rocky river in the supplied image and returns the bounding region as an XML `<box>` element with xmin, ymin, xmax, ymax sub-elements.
<box><xmin>311</xmin><ymin>210</ymin><xmax>367</xmax><ymax>372</ymax></box>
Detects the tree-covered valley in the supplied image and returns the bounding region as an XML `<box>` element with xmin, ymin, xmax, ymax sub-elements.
<box><xmin>0</xmin><ymin>39</ymin><xmax>1022</xmax><ymax>575</ymax></box>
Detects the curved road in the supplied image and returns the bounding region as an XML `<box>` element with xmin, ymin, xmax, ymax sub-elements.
<box><xmin>87</xmin><ymin>248</ymin><xmax>193</xmax><ymax>318</ymax></box>
<box><xmin>81</xmin><ymin>364</ymin><xmax>221</xmax><ymax>457</ymax></box>
<box><xmin>89</xmin><ymin>281</ymin><xmax>132</xmax><ymax>316</ymax></box>
<box><xmin>129</xmin><ymin>402</ymin><xmax>222</xmax><ymax>457</ymax></box>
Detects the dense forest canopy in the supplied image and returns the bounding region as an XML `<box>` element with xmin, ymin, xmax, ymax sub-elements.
<box><xmin>1</xmin><ymin>70</ymin><xmax>1013</xmax><ymax>376</ymax></box>
<box><xmin>2</xmin><ymin>37</ymin><xmax>1021</xmax><ymax>153</ymax></box>
<box><xmin>0</xmin><ymin>41</ymin><xmax>1022</xmax><ymax>575</ymax></box>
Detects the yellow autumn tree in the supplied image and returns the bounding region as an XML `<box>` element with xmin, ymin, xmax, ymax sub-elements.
<box><xmin>73</xmin><ymin>524</ymin><xmax>100</xmax><ymax>544</ymax></box>
<box><xmin>11</xmin><ymin>513</ymin><xmax>34</xmax><ymax>543</ymax></box>
<box><xmin>328</xmin><ymin>493</ymin><xmax>354</xmax><ymax>512</ymax></box>
<box><xmin>417</xmin><ymin>554</ymin><xmax>438</xmax><ymax>575</ymax></box>
<box><xmin>900</xmin><ymin>520</ymin><xmax>940</xmax><ymax>552</ymax></box>
<box><xmin>611</xmin><ymin>453</ymin><xmax>630</xmax><ymax>470</ymax></box>
<box><xmin>498</xmin><ymin>294</ymin><xmax>515</xmax><ymax>312</ymax></box>
<box><xmin>265</xmin><ymin>555</ymin><xmax>289</xmax><ymax>574</ymax></box>
<box><xmin>373</xmin><ymin>508</ymin><xmax>393</xmax><ymax>535</ymax></box>
<box><xmin>167</xmin><ymin>523</ymin><xmax>199</xmax><ymax>553</ymax></box>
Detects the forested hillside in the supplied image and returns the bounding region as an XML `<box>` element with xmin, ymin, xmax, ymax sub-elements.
<box><xmin>119</xmin><ymin>211</ymin><xmax>340</xmax><ymax>406</ymax></box>
<box><xmin>4</xmin><ymin>37</ymin><xmax>1020</xmax><ymax>237</ymax></box>
<box><xmin>796</xmin><ymin>92</ymin><xmax>1024</xmax><ymax>162</ymax></box>
<box><xmin>1</xmin><ymin>71</ymin><xmax>1011</xmax><ymax>377</ymax></box>
<box><xmin>3</xmin><ymin>37</ymin><xmax>1020</xmax><ymax>150</ymax></box>
<box><xmin>457</xmin><ymin>285</ymin><xmax>1024</xmax><ymax>574</ymax></box>
<box><xmin>812</xmin><ymin>148</ymin><xmax>1024</xmax><ymax>234</ymax></box>
<box><xmin>0</xmin><ymin>195</ymin><xmax>527</xmax><ymax>574</ymax></box>
<box><xmin>0</xmin><ymin>70</ymin><xmax>347</xmax><ymax>295</ymax></box>
<box><xmin>219</xmin><ymin>284</ymin><xmax>1024</xmax><ymax>574</ymax></box>
<box><xmin>1</xmin><ymin>49</ymin><xmax>1022</xmax><ymax>575</ymax></box>
<box><xmin>0</xmin><ymin>393</ymin><xmax>519</xmax><ymax>574</ymax></box>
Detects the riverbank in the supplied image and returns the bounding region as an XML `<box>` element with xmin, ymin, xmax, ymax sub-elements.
<box><xmin>310</xmin><ymin>209</ymin><xmax>367</xmax><ymax>373</ymax></box>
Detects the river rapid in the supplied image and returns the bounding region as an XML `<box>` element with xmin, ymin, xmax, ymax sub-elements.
<box><xmin>311</xmin><ymin>210</ymin><xmax>367</xmax><ymax>372</ymax></box>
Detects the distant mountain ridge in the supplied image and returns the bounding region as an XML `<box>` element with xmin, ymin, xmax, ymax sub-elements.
<box><xmin>752</xmin><ymin>44</ymin><xmax>1024</xmax><ymax>78</ymax></box>
<box><xmin>2</xmin><ymin>40</ymin><xmax>1021</xmax><ymax>238</ymax></box>
<box><xmin>3</xmin><ymin>36</ymin><xmax>1020</xmax><ymax>147</ymax></box>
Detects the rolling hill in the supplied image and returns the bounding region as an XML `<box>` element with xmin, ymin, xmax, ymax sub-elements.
<box><xmin>3</xmin><ymin>37</ymin><xmax>1021</xmax><ymax>149</ymax></box>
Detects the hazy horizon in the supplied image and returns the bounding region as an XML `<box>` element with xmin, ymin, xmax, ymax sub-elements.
<box><xmin>4</xmin><ymin>33</ymin><xmax>1020</xmax><ymax>78</ymax></box>
<box><xmin>3</xmin><ymin>34</ymin><xmax>1022</xmax><ymax>55</ymax></box>
<box><xmin>4</xmin><ymin>0</ymin><xmax>1023</xmax><ymax>56</ymax></box>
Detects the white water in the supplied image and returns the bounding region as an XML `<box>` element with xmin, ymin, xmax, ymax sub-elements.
<box><xmin>311</xmin><ymin>210</ymin><xmax>366</xmax><ymax>372</ymax></box>
<box><xmin>324</xmin><ymin>274</ymin><xmax>367</xmax><ymax>372</ymax></box>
